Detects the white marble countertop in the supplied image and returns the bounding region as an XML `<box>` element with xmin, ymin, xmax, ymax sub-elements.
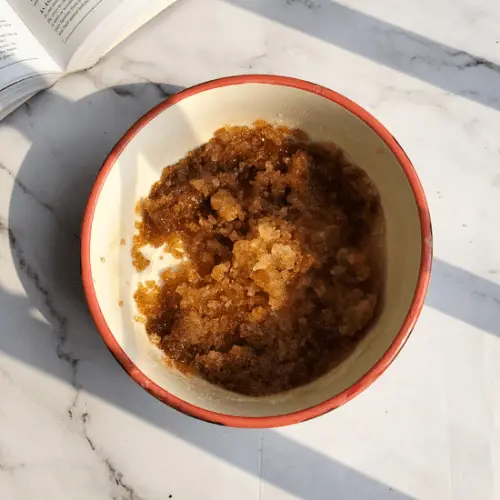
<box><xmin>1</xmin><ymin>0</ymin><xmax>500</xmax><ymax>498</ymax></box>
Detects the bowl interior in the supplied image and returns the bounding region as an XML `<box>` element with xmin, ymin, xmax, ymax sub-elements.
<box><xmin>87</xmin><ymin>82</ymin><xmax>422</xmax><ymax>418</ymax></box>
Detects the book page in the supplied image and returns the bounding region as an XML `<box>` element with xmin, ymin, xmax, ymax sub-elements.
<box><xmin>8</xmin><ymin>0</ymin><xmax>172</xmax><ymax>70</ymax></box>
<box><xmin>66</xmin><ymin>0</ymin><xmax>177</xmax><ymax>71</ymax></box>
<box><xmin>0</xmin><ymin>0</ymin><xmax>59</xmax><ymax>94</ymax></box>
<box><xmin>8</xmin><ymin>0</ymin><xmax>120</xmax><ymax>67</ymax></box>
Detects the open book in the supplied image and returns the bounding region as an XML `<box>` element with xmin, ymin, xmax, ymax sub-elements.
<box><xmin>0</xmin><ymin>0</ymin><xmax>178</xmax><ymax>120</ymax></box>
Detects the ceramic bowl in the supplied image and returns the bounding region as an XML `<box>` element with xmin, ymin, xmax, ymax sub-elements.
<box><xmin>81</xmin><ymin>75</ymin><xmax>432</xmax><ymax>428</ymax></box>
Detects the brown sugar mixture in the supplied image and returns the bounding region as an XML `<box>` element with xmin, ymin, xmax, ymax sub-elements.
<box><xmin>133</xmin><ymin>121</ymin><xmax>385</xmax><ymax>396</ymax></box>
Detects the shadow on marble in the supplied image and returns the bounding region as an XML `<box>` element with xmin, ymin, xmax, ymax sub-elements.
<box><xmin>427</xmin><ymin>259</ymin><xmax>500</xmax><ymax>335</ymax></box>
<box><xmin>226</xmin><ymin>0</ymin><xmax>500</xmax><ymax>111</ymax></box>
<box><xmin>1</xmin><ymin>81</ymin><xmax>413</xmax><ymax>499</ymax></box>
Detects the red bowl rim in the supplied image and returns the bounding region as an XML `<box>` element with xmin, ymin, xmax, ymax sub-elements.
<box><xmin>81</xmin><ymin>74</ymin><xmax>432</xmax><ymax>428</ymax></box>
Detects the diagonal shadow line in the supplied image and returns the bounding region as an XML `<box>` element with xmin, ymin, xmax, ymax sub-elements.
<box><xmin>427</xmin><ymin>258</ymin><xmax>500</xmax><ymax>337</ymax></box>
<box><xmin>225</xmin><ymin>0</ymin><xmax>500</xmax><ymax>111</ymax></box>
<box><xmin>0</xmin><ymin>78</ymin><xmax>412</xmax><ymax>499</ymax></box>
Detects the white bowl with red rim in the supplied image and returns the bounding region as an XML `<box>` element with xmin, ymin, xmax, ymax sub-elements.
<box><xmin>81</xmin><ymin>75</ymin><xmax>432</xmax><ymax>428</ymax></box>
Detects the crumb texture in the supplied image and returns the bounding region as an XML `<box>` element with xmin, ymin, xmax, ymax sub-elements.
<box><xmin>133</xmin><ymin>121</ymin><xmax>384</xmax><ymax>396</ymax></box>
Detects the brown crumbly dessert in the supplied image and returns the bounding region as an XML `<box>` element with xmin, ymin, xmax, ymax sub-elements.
<box><xmin>133</xmin><ymin>120</ymin><xmax>384</xmax><ymax>396</ymax></box>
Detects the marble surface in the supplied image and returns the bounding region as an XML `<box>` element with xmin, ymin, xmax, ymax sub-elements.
<box><xmin>1</xmin><ymin>0</ymin><xmax>500</xmax><ymax>498</ymax></box>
